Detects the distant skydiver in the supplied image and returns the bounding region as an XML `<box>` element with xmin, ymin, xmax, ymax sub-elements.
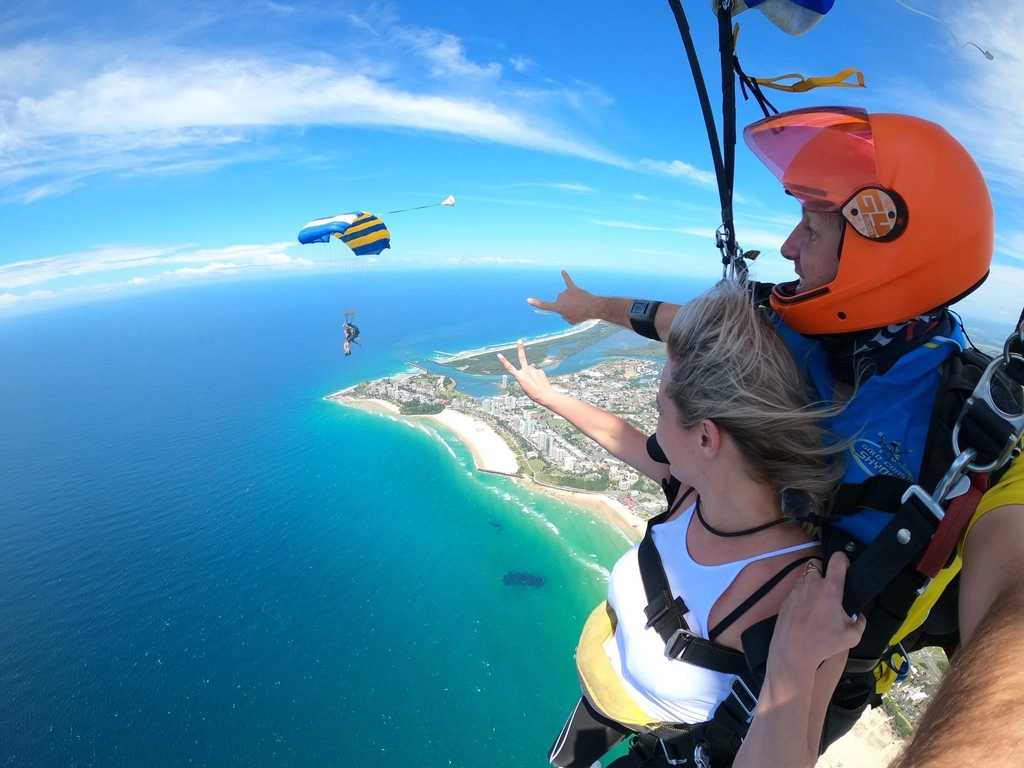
<box><xmin>343</xmin><ymin>321</ymin><xmax>361</xmax><ymax>357</ymax></box>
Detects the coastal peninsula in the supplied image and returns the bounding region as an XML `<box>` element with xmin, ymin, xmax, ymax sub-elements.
<box><xmin>326</xmin><ymin>321</ymin><xmax>664</xmax><ymax>540</ymax></box>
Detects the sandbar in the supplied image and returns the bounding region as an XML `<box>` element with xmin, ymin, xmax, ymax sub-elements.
<box><xmin>432</xmin><ymin>320</ymin><xmax>600</xmax><ymax>362</ymax></box>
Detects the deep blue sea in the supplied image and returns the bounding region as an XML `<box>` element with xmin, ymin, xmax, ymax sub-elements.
<box><xmin>0</xmin><ymin>268</ymin><xmax>704</xmax><ymax>767</ymax></box>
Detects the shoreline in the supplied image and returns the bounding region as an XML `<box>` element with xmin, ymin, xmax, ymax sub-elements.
<box><xmin>515</xmin><ymin>476</ymin><xmax>644</xmax><ymax>543</ymax></box>
<box><xmin>431</xmin><ymin>319</ymin><xmax>601</xmax><ymax>363</ymax></box>
<box><xmin>331</xmin><ymin>396</ymin><xmax>644</xmax><ymax>540</ymax></box>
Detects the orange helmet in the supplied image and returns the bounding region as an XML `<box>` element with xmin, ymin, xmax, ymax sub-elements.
<box><xmin>744</xmin><ymin>107</ymin><xmax>994</xmax><ymax>334</ymax></box>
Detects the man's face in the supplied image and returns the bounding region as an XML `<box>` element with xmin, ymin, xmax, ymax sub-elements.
<box><xmin>780</xmin><ymin>209</ymin><xmax>843</xmax><ymax>294</ymax></box>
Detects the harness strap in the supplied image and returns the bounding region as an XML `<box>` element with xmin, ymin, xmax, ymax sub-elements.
<box><xmin>753</xmin><ymin>68</ymin><xmax>866</xmax><ymax>93</ymax></box>
<box><xmin>833</xmin><ymin>475</ymin><xmax>910</xmax><ymax>517</ymax></box>
<box><xmin>638</xmin><ymin>495</ymin><xmax>751</xmax><ymax>677</ymax></box>
<box><xmin>841</xmin><ymin>492</ymin><xmax>940</xmax><ymax>617</ymax></box>
<box><xmin>916</xmin><ymin>473</ymin><xmax>989</xmax><ymax>578</ymax></box>
<box><xmin>708</xmin><ymin>555</ymin><xmax>815</xmax><ymax>642</ymax></box>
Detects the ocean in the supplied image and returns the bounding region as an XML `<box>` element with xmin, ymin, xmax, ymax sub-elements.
<box><xmin>0</xmin><ymin>268</ymin><xmax>704</xmax><ymax>767</ymax></box>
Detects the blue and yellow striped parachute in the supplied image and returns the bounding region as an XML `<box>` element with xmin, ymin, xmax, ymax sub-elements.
<box><xmin>297</xmin><ymin>212</ymin><xmax>391</xmax><ymax>256</ymax></box>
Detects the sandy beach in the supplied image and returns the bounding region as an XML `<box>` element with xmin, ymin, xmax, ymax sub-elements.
<box><xmin>426</xmin><ymin>408</ymin><xmax>519</xmax><ymax>474</ymax></box>
<box><xmin>330</xmin><ymin>397</ymin><xmax>648</xmax><ymax>536</ymax></box>
<box><xmin>516</xmin><ymin>477</ymin><xmax>646</xmax><ymax>542</ymax></box>
<box><xmin>332</xmin><ymin>397</ymin><xmax>519</xmax><ymax>474</ymax></box>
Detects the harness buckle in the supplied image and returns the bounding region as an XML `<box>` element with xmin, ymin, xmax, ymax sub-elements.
<box><xmin>901</xmin><ymin>449</ymin><xmax>977</xmax><ymax>523</ymax></box>
<box><xmin>657</xmin><ymin>739</ymin><xmax>691</xmax><ymax>766</ymax></box>
<box><xmin>665</xmin><ymin>627</ymin><xmax>700</xmax><ymax>661</ymax></box>
<box><xmin>728</xmin><ymin>676</ymin><xmax>758</xmax><ymax>720</ymax></box>
<box><xmin>693</xmin><ymin>742</ymin><xmax>712</xmax><ymax>768</ymax></box>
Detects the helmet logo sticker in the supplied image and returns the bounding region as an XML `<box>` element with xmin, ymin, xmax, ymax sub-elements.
<box><xmin>842</xmin><ymin>188</ymin><xmax>907</xmax><ymax>241</ymax></box>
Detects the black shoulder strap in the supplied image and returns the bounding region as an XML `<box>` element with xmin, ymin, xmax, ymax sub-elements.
<box><xmin>637</xmin><ymin>491</ymin><xmax>750</xmax><ymax>677</ymax></box>
<box><xmin>708</xmin><ymin>555</ymin><xmax>817</xmax><ymax>642</ymax></box>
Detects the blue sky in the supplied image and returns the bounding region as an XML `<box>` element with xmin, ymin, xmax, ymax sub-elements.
<box><xmin>2</xmin><ymin>0</ymin><xmax>1022</xmax><ymax>323</ymax></box>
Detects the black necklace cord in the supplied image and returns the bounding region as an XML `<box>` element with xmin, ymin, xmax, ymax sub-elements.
<box><xmin>694</xmin><ymin>495</ymin><xmax>788</xmax><ymax>538</ymax></box>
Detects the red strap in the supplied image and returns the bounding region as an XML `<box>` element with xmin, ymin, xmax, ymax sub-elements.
<box><xmin>916</xmin><ymin>473</ymin><xmax>991</xmax><ymax>579</ymax></box>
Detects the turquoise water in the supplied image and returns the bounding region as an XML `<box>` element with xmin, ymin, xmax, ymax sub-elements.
<box><xmin>0</xmin><ymin>269</ymin><xmax>702</xmax><ymax>766</ymax></box>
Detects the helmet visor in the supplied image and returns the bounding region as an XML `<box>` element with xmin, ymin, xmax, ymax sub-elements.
<box><xmin>744</xmin><ymin>107</ymin><xmax>880</xmax><ymax>212</ymax></box>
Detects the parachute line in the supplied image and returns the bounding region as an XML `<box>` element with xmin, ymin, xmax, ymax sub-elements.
<box><xmin>387</xmin><ymin>195</ymin><xmax>456</xmax><ymax>214</ymax></box>
<box><xmin>891</xmin><ymin>0</ymin><xmax>994</xmax><ymax>60</ymax></box>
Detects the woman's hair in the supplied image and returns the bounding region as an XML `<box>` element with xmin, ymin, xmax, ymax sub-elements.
<box><xmin>664</xmin><ymin>279</ymin><xmax>844</xmax><ymax>518</ymax></box>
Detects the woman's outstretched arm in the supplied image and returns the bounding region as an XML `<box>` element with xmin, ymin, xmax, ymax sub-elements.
<box><xmin>498</xmin><ymin>339</ymin><xmax>670</xmax><ymax>485</ymax></box>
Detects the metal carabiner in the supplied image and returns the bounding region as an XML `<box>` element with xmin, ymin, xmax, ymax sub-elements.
<box><xmin>902</xmin><ymin>449</ymin><xmax>976</xmax><ymax>523</ymax></box>
<box><xmin>952</xmin><ymin>354</ymin><xmax>1024</xmax><ymax>473</ymax></box>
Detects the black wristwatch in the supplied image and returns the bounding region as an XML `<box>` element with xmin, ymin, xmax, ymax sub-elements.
<box><xmin>628</xmin><ymin>299</ymin><xmax>662</xmax><ymax>341</ymax></box>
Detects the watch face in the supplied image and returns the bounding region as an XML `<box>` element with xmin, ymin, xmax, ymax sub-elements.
<box><xmin>630</xmin><ymin>300</ymin><xmax>649</xmax><ymax>315</ymax></box>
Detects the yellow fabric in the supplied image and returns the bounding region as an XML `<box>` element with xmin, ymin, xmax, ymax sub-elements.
<box><xmin>874</xmin><ymin>650</ymin><xmax>908</xmax><ymax>695</ymax></box>
<box><xmin>754</xmin><ymin>68</ymin><xmax>865</xmax><ymax>93</ymax></box>
<box><xmin>878</xmin><ymin>452</ymin><xmax>1023</xmax><ymax>688</ymax></box>
<box><xmin>959</xmin><ymin>452</ymin><xmax>1024</xmax><ymax>557</ymax></box>
<box><xmin>575</xmin><ymin>602</ymin><xmax>654</xmax><ymax>730</ymax></box>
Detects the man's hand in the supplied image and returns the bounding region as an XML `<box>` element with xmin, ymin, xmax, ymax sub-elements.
<box><xmin>527</xmin><ymin>271</ymin><xmax>596</xmax><ymax>325</ymax></box>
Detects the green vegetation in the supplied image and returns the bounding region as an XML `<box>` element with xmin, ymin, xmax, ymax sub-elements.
<box><xmin>539</xmin><ymin>468</ymin><xmax>610</xmax><ymax>491</ymax></box>
<box><xmin>604</xmin><ymin>340</ymin><xmax>666</xmax><ymax>359</ymax></box>
<box><xmin>882</xmin><ymin>696</ymin><xmax>914</xmax><ymax>739</ymax></box>
<box><xmin>434</xmin><ymin>322</ymin><xmax>621</xmax><ymax>376</ymax></box>
<box><xmin>399</xmin><ymin>401</ymin><xmax>445</xmax><ymax>415</ymax></box>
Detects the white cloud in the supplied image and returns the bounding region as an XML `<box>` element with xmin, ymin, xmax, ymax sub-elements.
<box><xmin>0</xmin><ymin>37</ymin><xmax>630</xmax><ymax>199</ymax></box>
<box><xmin>589</xmin><ymin>219</ymin><xmax>672</xmax><ymax>232</ymax></box>
<box><xmin>417</xmin><ymin>33</ymin><xmax>502</xmax><ymax>78</ymax></box>
<box><xmin>0</xmin><ymin>289</ymin><xmax>55</xmax><ymax>309</ymax></box>
<box><xmin>639</xmin><ymin>159</ymin><xmax>716</xmax><ymax>186</ymax></box>
<box><xmin>955</xmin><ymin>262</ymin><xmax>1024</xmax><ymax>323</ymax></box>
<box><xmin>631</xmin><ymin>194</ymin><xmax>649</xmax><ymax>201</ymax></box>
<box><xmin>0</xmin><ymin>242</ymin><xmax>303</xmax><ymax>290</ymax></box>
<box><xmin>510</xmin><ymin>56</ymin><xmax>534</xmax><ymax>73</ymax></box>
<box><xmin>514</xmin><ymin>181</ymin><xmax>595</xmax><ymax>193</ymax></box>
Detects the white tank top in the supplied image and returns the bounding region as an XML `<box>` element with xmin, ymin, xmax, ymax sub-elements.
<box><xmin>605</xmin><ymin>501</ymin><xmax>818</xmax><ymax>724</ymax></box>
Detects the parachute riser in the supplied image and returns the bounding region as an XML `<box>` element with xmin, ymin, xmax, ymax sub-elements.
<box><xmin>667</xmin><ymin>0</ymin><xmax>744</xmax><ymax>281</ymax></box>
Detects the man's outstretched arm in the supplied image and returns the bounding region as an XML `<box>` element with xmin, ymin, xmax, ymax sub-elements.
<box><xmin>891</xmin><ymin>565</ymin><xmax>1024</xmax><ymax>768</ymax></box>
<box><xmin>527</xmin><ymin>270</ymin><xmax>680</xmax><ymax>341</ymax></box>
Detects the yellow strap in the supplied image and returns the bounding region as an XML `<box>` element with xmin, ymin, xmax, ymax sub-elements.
<box><xmin>754</xmin><ymin>68</ymin><xmax>866</xmax><ymax>93</ymax></box>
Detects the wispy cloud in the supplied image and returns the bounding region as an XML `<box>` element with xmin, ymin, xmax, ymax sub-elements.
<box><xmin>0</xmin><ymin>8</ymin><xmax>639</xmax><ymax>202</ymax></box>
<box><xmin>510</xmin><ymin>56</ymin><xmax>534</xmax><ymax>73</ymax></box>
<box><xmin>589</xmin><ymin>219</ymin><xmax>673</xmax><ymax>232</ymax></box>
<box><xmin>0</xmin><ymin>242</ymin><xmax>307</xmax><ymax>291</ymax></box>
<box><xmin>514</xmin><ymin>182</ymin><xmax>595</xmax><ymax>193</ymax></box>
<box><xmin>639</xmin><ymin>159</ymin><xmax>716</xmax><ymax>186</ymax></box>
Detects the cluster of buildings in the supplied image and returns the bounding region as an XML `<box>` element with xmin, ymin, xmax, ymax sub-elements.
<box><xmin>359</xmin><ymin>374</ymin><xmax>451</xmax><ymax>407</ymax></box>
<box><xmin>459</xmin><ymin>358</ymin><xmax>667</xmax><ymax>509</ymax></box>
<box><xmin>351</xmin><ymin>357</ymin><xmax>668</xmax><ymax>512</ymax></box>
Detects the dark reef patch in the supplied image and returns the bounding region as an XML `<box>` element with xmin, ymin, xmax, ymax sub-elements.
<box><xmin>504</xmin><ymin>572</ymin><xmax>545</xmax><ymax>587</ymax></box>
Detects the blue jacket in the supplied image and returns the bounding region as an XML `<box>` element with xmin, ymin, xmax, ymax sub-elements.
<box><xmin>775</xmin><ymin>318</ymin><xmax>966</xmax><ymax>545</ymax></box>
